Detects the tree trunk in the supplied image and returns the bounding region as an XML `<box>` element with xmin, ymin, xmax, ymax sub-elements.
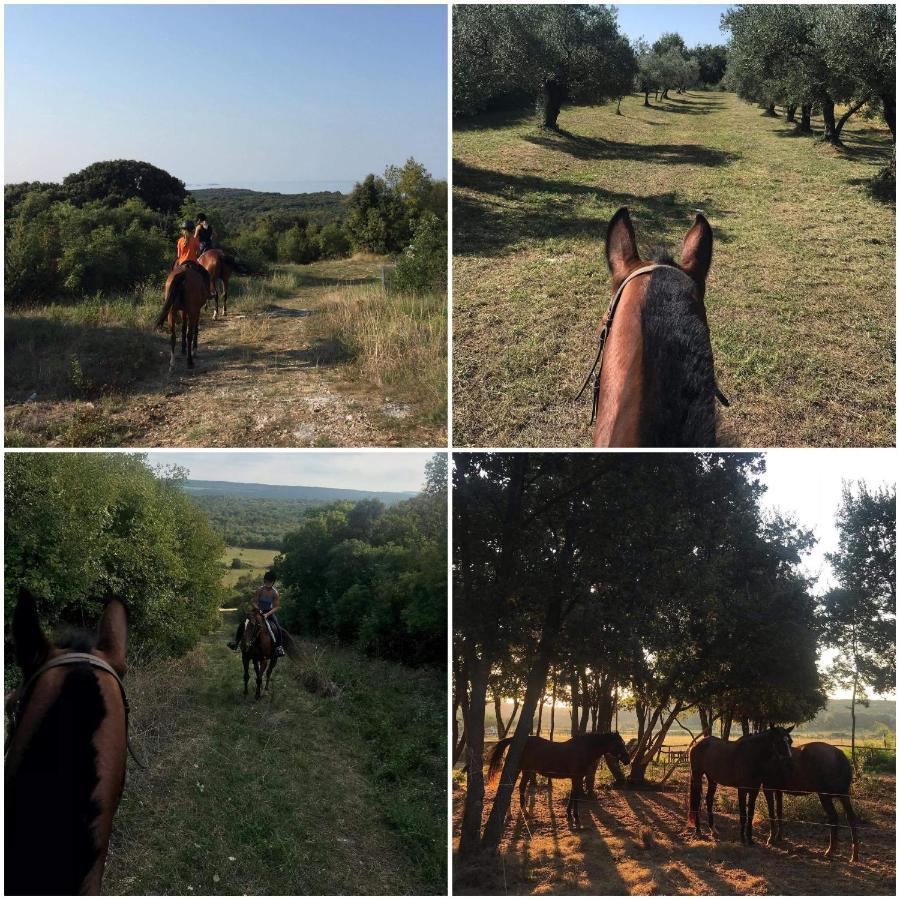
<box><xmin>549</xmin><ymin>673</ymin><xmax>557</xmax><ymax>740</ymax></box>
<box><xmin>800</xmin><ymin>104</ymin><xmax>812</xmax><ymax>132</ymax></box>
<box><xmin>480</xmin><ymin>595</ymin><xmax>563</xmax><ymax>851</ymax></box>
<box><xmin>458</xmin><ymin>653</ymin><xmax>490</xmax><ymax>857</ymax></box>
<box><xmin>851</xmin><ymin>675</ymin><xmax>858</xmax><ymax>771</ymax></box>
<box><xmin>661</xmin><ymin>87</ymin><xmax>669</xmax><ymax>100</ymax></box>
<box><xmin>616</xmin><ymin>96</ymin><xmax>622</xmax><ymax>115</ymax></box>
<box><xmin>721</xmin><ymin>710</ymin><xmax>733</xmax><ymax>741</ymax></box>
<box><xmin>627</xmin><ymin>703</ymin><xmax>684</xmax><ymax>785</ymax></box>
<box><xmin>881</xmin><ymin>92</ymin><xmax>896</xmax><ymax>141</ymax></box>
<box><xmin>821</xmin><ymin>94</ymin><xmax>838</xmax><ymax>143</ymax></box>
<box><xmin>542</xmin><ymin>77</ymin><xmax>565</xmax><ymax>130</ymax></box>
<box><xmin>535</xmin><ymin>694</ymin><xmax>545</xmax><ymax>736</ymax></box>
<box><xmin>493</xmin><ymin>693</ymin><xmax>506</xmax><ymax>740</ymax></box>
<box><xmin>786</xmin><ymin>104</ymin><xmax>797</xmax><ymax>123</ymax></box>
<box><xmin>835</xmin><ymin>99</ymin><xmax>867</xmax><ymax>141</ymax></box>
<box><xmin>740</xmin><ymin>717</ymin><xmax>751</xmax><ymax>736</ymax></box>
<box><xmin>644</xmin><ymin>90</ymin><xmax>650</xmax><ymax>107</ymax></box>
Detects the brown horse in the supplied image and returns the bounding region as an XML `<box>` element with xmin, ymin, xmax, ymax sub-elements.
<box><xmin>488</xmin><ymin>731</ymin><xmax>631</xmax><ymax>826</ymax></box>
<box><xmin>688</xmin><ymin>727</ymin><xmax>794</xmax><ymax>845</ymax></box>
<box><xmin>762</xmin><ymin>741</ymin><xmax>860</xmax><ymax>862</ymax></box>
<box><xmin>579</xmin><ymin>207</ymin><xmax>726</xmax><ymax>447</ymax></box>
<box><xmin>155</xmin><ymin>264</ymin><xmax>208</xmax><ymax>369</ymax></box>
<box><xmin>5</xmin><ymin>588</ymin><xmax>130</xmax><ymax>895</ymax></box>
<box><xmin>198</xmin><ymin>249</ymin><xmax>251</xmax><ymax>319</ymax></box>
<box><xmin>240</xmin><ymin>607</ymin><xmax>279</xmax><ymax>700</ymax></box>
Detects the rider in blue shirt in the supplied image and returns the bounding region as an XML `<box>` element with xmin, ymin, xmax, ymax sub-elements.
<box><xmin>228</xmin><ymin>571</ymin><xmax>285</xmax><ymax>656</ymax></box>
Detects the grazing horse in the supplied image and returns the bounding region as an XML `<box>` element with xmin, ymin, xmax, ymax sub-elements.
<box><xmin>198</xmin><ymin>249</ymin><xmax>251</xmax><ymax>319</ymax></box>
<box><xmin>5</xmin><ymin>588</ymin><xmax>130</xmax><ymax>895</ymax></box>
<box><xmin>240</xmin><ymin>608</ymin><xmax>279</xmax><ymax>700</ymax></box>
<box><xmin>688</xmin><ymin>727</ymin><xmax>794</xmax><ymax>845</ymax></box>
<box><xmin>155</xmin><ymin>264</ymin><xmax>208</xmax><ymax>369</ymax></box>
<box><xmin>488</xmin><ymin>731</ymin><xmax>631</xmax><ymax>827</ymax></box>
<box><xmin>579</xmin><ymin>207</ymin><xmax>726</xmax><ymax>447</ymax></box>
<box><xmin>763</xmin><ymin>741</ymin><xmax>860</xmax><ymax>862</ymax></box>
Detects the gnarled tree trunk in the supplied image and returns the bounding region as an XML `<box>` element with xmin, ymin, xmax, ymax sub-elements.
<box><xmin>786</xmin><ymin>104</ymin><xmax>797</xmax><ymax>123</ymax></box>
<box><xmin>800</xmin><ymin>104</ymin><xmax>812</xmax><ymax>132</ymax></box>
<box><xmin>541</xmin><ymin>75</ymin><xmax>565</xmax><ymax>130</ymax></box>
<box><xmin>821</xmin><ymin>94</ymin><xmax>838</xmax><ymax>143</ymax></box>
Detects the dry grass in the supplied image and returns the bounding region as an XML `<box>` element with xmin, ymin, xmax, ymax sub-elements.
<box><xmin>453</xmin><ymin>768</ymin><xmax>896</xmax><ymax>895</ymax></box>
<box><xmin>453</xmin><ymin>91</ymin><xmax>895</xmax><ymax>447</ymax></box>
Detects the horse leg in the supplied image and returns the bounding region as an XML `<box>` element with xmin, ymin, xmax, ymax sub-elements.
<box><xmin>764</xmin><ymin>790</ymin><xmax>778</xmax><ymax>845</ymax></box>
<box><xmin>181</xmin><ymin>312</ymin><xmax>187</xmax><ymax>355</ymax></box>
<box><xmin>193</xmin><ymin>311</ymin><xmax>199</xmax><ymax>352</ymax></box>
<box><xmin>745</xmin><ymin>788</ymin><xmax>759</xmax><ymax>846</ymax></box>
<box><xmin>819</xmin><ymin>793</ymin><xmax>839</xmax><ymax>860</ymax></box>
<box><xmin>254</xmin><ymin>658</ymin><xmax>263</xmax><ymax>700</ymax></box>
<box><xmin>169</xmin><ymin>316</ymin><xmax>177</xmax><ymax>369</ymax></box>
<box><xmin>222</xmin><ymin>274</ymin><xmax>229</xmax><ymax>317</ymax></box>
<box><xmin>738</xmin><ymin>789</ymin><xmax>748</xmax><ymax>844</ymax></box>
<box><xmin>264</xmin><ymin>653</ymin><xmax>278</xmax><ymax>691</ymax></box>
<box><xmin>187</xmin><ymin>313</ymin><xmax>196</xmax><ymax>368</ymax></box>
<box><xmin>706</xmin><ymin>781</ymin><xmax>719</xmax><ymax>838</ymax></box>
<box><xmin>242</xmin><ymin>653</ymin><xmax>250</xmax><ymax>696</ymax></box>
<box><xmin>839</xmin><ymin>795</ymin><xmax>859</xmax><ymax>863</ymax></box>
<box><xmin>776</xmin><ymin>790</ymin><xmax>784</xmax><ymax>843</ymax></box>
<box><xmin>570</xmin><ymin>778</ymin><xmax>583</xmax><ymax>829</ymax></box>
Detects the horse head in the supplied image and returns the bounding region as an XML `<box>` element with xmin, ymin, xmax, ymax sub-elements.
<box><xmin>610</xmin><ymin>731</ymin><xmax>632</xmax><ymax>765</ymax></box>
<box><xmin>765</xmin><ymin>725</ymin><xmax>795</xmax><ymax>762</ymax></box>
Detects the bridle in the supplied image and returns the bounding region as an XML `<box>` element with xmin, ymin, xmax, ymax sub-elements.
<box><xmin>575</xmin><ymin>264</ymin><xmax>680</xmax><ymax>425</ymax></box>
<box><xmin>575</xmin><ymin>263</ymin><xmax>729</xmax><ymax>424</ymax></box>
<box><xmin>5</xmin><ymin>652</ymin><xmax>145</xmax><ymax>768</ymax></box>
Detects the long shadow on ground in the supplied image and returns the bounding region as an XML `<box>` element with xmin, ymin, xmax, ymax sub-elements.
<box><xmin>453</xmin><ymin>161</ymin><xmax>733</xmax><ymax>256</ymax></box>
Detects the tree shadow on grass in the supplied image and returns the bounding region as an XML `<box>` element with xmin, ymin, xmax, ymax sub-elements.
<box><xmin>522</xmin><ymin>129</ymin><xmax>739</xmax><ymax>166</ymax></box>
<box><xmin>453</xmin><ymin>160</ymin><xmax>733</xmax><ymax>256</ymax></box>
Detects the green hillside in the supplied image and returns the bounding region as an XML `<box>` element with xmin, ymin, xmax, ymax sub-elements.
<box><xmin>183</xmin><ymin>479</ymin><xmax>415</xmax><ymax>504</ymax></box>
<box><xmin>190</xmin><ymin>187</ymin><xmax>346</xmax><ymax>228</ymax></box>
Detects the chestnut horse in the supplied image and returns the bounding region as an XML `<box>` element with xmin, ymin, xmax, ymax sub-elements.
<box><xmin>488</xmin><ymin>731</ymin><xmax>631</xmax><ymax>826</ymax></box>
<box><xmin>198</xmin><ymin>249</ymin><xmax>251</xmax><ymax>319</ymax></box>
<box><xmin>762</xmin><ymin>741</ymin><xmax>860</xmax><ymax>862</ymax></box>
<box><xmin>688</xmin><ymin>727</ymin><xmax>794</xmax><ymax>845</ymax></box>
<box><xmin>5</xmin><ymin>588</ymin><xmax>130</xmax><ymax>895</ymax></box>
<box><xmin>155</xmin><ymin>264</ymin><xmax>208</xmax><ymax>369</ymax></box>
<box><xmin>240</xmin><ymin>607</ymin><xmax>279</xmax><ymax>700</ymax></box>
<box><xmin>578</xmin><ymin>207</ymin><xmax>727</xmax><ymax>447</ymax></box>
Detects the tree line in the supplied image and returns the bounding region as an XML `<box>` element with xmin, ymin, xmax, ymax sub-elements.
<box><xmin>5</xmin><ymin>156</ymin><xmax>447</xmax><ymax>307</ymax></box>
<box><xmin>453</xmin><ymin>4</ymin><xmax>895</xmax><ymax>180</ymax></box>
<box><xmin>275</xmin><ymin>455</ymin><xmax>447</xmax><ymax>668</ymax></box>
<box><xmin>453</xmin><ymin>453</ymin><xmax>895</xmax><ymax>855</ymax></box>
<box><xmin>4</xmin><ymin>454</ymin><xmax>224</xmax><ymax>665</ymax></box>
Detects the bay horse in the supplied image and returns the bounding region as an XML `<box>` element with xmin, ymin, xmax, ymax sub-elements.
<box><xmin>5</xmin><ymin>588</ymin><xmax>130</xmax><ymax>895</ymax></box>
<box><xmin>198</xmin><ymin>249</ymin><xmax>251</xmax><ymax>319</ymax></box>
<box><xmin>488</xmin><ymin>731</ymin><xmax>631</xmax><ymax>827</ymax></box>
<box><xmin>155</xmin><ymin>264</ymin><xmax>208</xmax><ymax>369</ymax></box>
<box><xmin>578</xmin><ymin>207</ymin><xmax>727</xmax><ymax>447</ymax></box>
<box><xmin>688</xmin><ymin>727</ymin><xmax>794</xmax><ymax>845</ymax></box>
<box><xmin>240</xmin><ymin>607</ymin><xmax>279</xmax><ymax>700</ymax></box>
<box><xmin>762</xmin><ymin>741</ymin><xmax>859</xmax><ymax>862</ymax></box>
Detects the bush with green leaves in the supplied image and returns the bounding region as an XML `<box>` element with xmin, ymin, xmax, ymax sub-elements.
<box><xmin>4</xmin><ymin>453</ymin><xmax>224</xmax><ymax>658</ymax></box>
<box><xmin>392</xmin><ymin>212</ymin><xmax>447</xmax><ymax>294</ymax></box>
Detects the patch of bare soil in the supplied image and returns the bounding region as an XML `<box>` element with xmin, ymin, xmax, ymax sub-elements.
<box><xmin>453</xmin><ymin>771</ymin><xmax>895</xmax><ymax>895</ymax></box>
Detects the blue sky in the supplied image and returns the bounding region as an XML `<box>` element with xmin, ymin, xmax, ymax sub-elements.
<box><xmin>613</xmin><ymin>3</ymin><xmax>732</xmax><ymax>47</ymax></box>
<box><xmin>145</xmin><ymin>451</ymin><xmax>437</xmax><ymax>493</ymax></box>
<box><xmin>4</xmin><ymin>4</ymin><xmax>447</xmax><ymax>190</ymax></box>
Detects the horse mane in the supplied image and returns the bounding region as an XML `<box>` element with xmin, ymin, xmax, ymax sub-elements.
<box><xmin>639</xmin><ymin>258</ymin><xmax>716</xmax><ymax>446</ymax></box>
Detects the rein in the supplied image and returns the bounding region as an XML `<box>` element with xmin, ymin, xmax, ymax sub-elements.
<box><xmin>575</xmin><ymin>264</ymin><xmax>680</xmax><ymax>425</ymax></box>
<box><xmin>5</xmin><ymin>652</ymin><xmax>146</xmax><ymax>769</ymax></box>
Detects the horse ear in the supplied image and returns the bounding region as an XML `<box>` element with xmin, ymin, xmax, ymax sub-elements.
<box><xmin>13</xmin><ymin>587</ymin><xmax>53</xmax><ymax>679</ymax></box>
<box><xmin>681</xmin><ymin>211</ymin><xmax>713</xmax><ymax>285</ymax></box>
<box><xmin>605</xmin><ymin>207</ymin><xmax>639</xmax><ymax>281</ymax></box>
<box><xmin>96</xmin><ymin>598</ymin><xmax>128</xmax><ymax>677</ymax></box>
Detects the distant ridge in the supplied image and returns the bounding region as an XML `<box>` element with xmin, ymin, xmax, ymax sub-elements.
<box><xmin>182</xmin><ymin>478</ymin><xmax>416</xmax><ymax>504</ymax></box>
<box><xmin>190</xmin><ymin>187</ymin><xmax>346</xmax><ymax>228</ymax></box>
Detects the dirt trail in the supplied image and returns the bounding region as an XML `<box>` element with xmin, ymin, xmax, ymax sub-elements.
<box><xmin>6</xmin><ymin>259</ymin><xmax>442</xmax><ymax>447</ymax></box>
<box><xmin>103</xmin><ymin>612</ymin><xmax>413</xmax><ymax>895</ymax></box>
<box><xmin>453</xmin><ymin>772</ymin><xmax>895</xmax><ymax>895</ymax></box>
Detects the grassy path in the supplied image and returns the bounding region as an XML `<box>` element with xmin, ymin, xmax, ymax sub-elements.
<box><xmin>103</xmin><ymin>610</ymin><xmax>445</xmax><ymax>895</ymax></box>
<box><xmin>453</xmin><ymin>91</ymin><xmax>895</xmax><ymax>447</ymax></box>
<box><xmin>6</xmin><ymin>258</ymin><xmax>445</xmax><ymax>447</ymax></box>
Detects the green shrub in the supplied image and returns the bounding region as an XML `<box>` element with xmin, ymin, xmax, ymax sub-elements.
<box><xmin>392</xmin><ymin>212</ymin><xmax>447</xmax><ymax>294</ymax></box>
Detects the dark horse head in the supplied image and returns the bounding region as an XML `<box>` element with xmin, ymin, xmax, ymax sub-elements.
<box><xmin>591</xmin><ymin>207</ymin><xmax>722</xmax><ymax>447</ymax></box>
<box><xmin>575</xmin><ymin>730</ymin><xmax>632</xmax><ymax>765</ymax></box>
<box><xmin>758</xmin><ymin>725</ymin><xmax>795</xmax><ymax>763</ymax></box>
<box><xmin>5</xmin><ymin>588</ymin><xmax>129</xmax><ymax>896</ymax></box>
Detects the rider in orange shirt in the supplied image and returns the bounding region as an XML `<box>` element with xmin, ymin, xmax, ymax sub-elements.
<box><xmin>175</xmin><ymin>220</ymin><xmax>214</xmax><ymax>297</ymax></box>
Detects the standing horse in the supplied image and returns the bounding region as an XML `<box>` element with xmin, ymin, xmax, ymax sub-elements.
<box><xmin>240</xmin><ymin>608</ymin><xmax>278</xmax><ymax>700</ymax></box>
<box><xmin>198</xmin><ymin>249</ymin><xmax>251</xmax><ymax>319</ymax></box>
<box><xmin>579</xmin><ymin>207</ymin><xmax>727</xmax><ymax>447</ymax></box>
<box><xmin>488</xmin><ymin>731</ymin><xmax>631</xmax><ymax>827</ymax></box>
<box><xmin>5</xmin><ymin>588</ymin><xmax>130</xmax><ymax>895</ymax></box>
<box><xmin>763</xmin><ymin>741</ymin><xmax>860</xmax><ymax>862</ymax></box>
<box><xmin>688</xmin><ymin>727</ymin><xmax>795</xmax><ymax>845</ymax></box>
<box><xmin>155</xmin><ymin>264</ymin><xmax>208</xmax><ymax>369</ymax></box>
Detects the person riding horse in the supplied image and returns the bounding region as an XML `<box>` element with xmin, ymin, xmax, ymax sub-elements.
<box><xmin>193</xmin><ymin>213</ymin><xmax>217</xmax><ymax>255</ymax></box>
<box><xmin>228</xmin><ymin>571</ymin><xmax>285</xmax><ymax>656</ymax></box>
<box><xmin>175</xmin><ymin>219</ymin><xmax>215</xmax><ymax>299</ymax></box>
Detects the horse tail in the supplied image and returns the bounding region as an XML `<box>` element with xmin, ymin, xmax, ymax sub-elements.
<box><xmin>223</xmin><ymin>254</ymin><xmax>251</xmax><ymax>275</ymax></box>
<box><xmin>156</xmin><ymin>271</ymin><xmax>186</xmax><ymax>329</ymax></box>
<box><xmin>487</xmin><ymin>737</ymin><xmax>514</xmax><ymax>783</ymax></box>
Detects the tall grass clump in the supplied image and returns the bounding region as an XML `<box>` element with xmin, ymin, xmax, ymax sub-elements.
<box><xmin>312</xmin><ymin>283</ymin><xmax>447</xmax><ymax>420</ymax></box>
